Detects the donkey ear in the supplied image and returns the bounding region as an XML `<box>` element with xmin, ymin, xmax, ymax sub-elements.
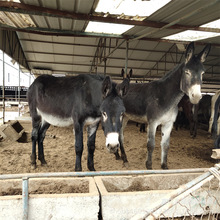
<box><xmin>197</xmin><ymin>44</ymin><xmax>211</xmax><ymax>63</ymax></box>
<box><xmin>128</xmin><ymin>69</ymin><xmax>133</xmax><ymax>79</ymax></box>
<box><xmin>102</xmin><ymin>76</ymin><xmax>112</xmax><ymax>98</ymax></box>
<box><xmin>121</xmin><ymin>69</ymin><xmax>125</xmax><ymax>78</ymax></box>
<box><xmin>185</xmin><ymin>42</ymin><xmax>194</xmax><ymax>64</ymax></box>
<box><xmin>116</xmin><ymin>78</ymin><xmax>130</xmax><ymax>97</ymax></box>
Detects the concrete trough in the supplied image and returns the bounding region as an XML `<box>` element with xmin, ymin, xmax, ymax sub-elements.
<box><xmin>95</xmin><ymin>173</ymin><xmax>220</xmax><ymax>220</ymax></box>
<box><xmin>0</xmin><ymin>177</ymin><xmax>99</xmax><ymax>220</ymax></box>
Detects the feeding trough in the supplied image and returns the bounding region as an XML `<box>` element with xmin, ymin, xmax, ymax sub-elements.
<box><xmin>0</xmin><ymin>177</ymin><xmax>99</xmax><ymax>220</ymax></box>
<box><xmin>95</xmin><ymin>173</ymin><xmax>220</xmax><ymax>220</ymax></box>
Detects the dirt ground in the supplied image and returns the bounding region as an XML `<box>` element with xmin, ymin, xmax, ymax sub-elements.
<box><xmin>0</xmin><ymin>120</ymin><xmax>216</xmax><ymax>175</ymax></box>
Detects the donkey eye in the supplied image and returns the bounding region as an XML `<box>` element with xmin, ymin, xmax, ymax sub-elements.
<box><xmin>120</xmin><ymin>112</ymin><xmax>124</xmax><ymax>121</ymax></box>
<box><xmin>102</xmin><ymin>112</ymin><xmax>107</xmax><ymax>120</ymax></box>
<box><xmin>185</xmin><ymin>70</ymin><xmax>191</xmax><ymax>76</ymax></box>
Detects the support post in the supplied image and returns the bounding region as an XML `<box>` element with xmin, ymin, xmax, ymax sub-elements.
<box><xmin>18</xmin><ymin>64</ymin><xmax>21</xmax><ymax>116</ymax></box>
<box><xmin>22</xmin><ymin>177</ymin><xmax>29</xmax><ymax>220</ymax></box>
<box><xmin>104</xmin><ymin>38</ymin><xmax>106</xmax><ymax>75</ymax></box>
<box><xmin>2</xmin><ymin>52</ymin><xmax>5</xmax><ymax>124</ymax></box>
<box><xmin>125</xmin><ymin>40</ymin><xmax>128</xmax><ymax>75</ymax></box>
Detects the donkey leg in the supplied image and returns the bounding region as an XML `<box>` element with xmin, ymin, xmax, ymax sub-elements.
<box><xmin>114</xmin><ymin>150</ymin><xmax>121</xmax><ymax>160</ymax></box>
<box><xmin>160</xmin><ymin>122</ymin><xmax>173</xmax><ymax>169</ymax></box>
<box><xmin>74</xmin><ymin>122</ymin><xmax>84</xmax><ymax>171</ymax></box>
<box><xmin>118</xmin><ymin>117</ymin><xmax>129</xmax><ymax>165</ymax></box>
<box><xmin>30</xmin><ymin>116</ymin><xmax>41</xmax><ymax>169</ymax></box>
<box><xmin>31</xmin><ymin>128</ymin><xmax>38</xmax><ymax>169</ymax></box>
<box><xmin>119</xmin><ymin>129</ymin><xmax>128</xmax><ymax>166</ymax></box>
<box><xmin>146</xmin><ymin>124</ymin><xmax>157</xmax><ymax>169</ymax></box>
<box><xmin>38</xmin><ymin>121</ymin><xmax>50</xmax><ymax>165</ymax></box>
<box><xmin>87</xmin><ymin>123</ymin><xmax>99</xmax><ymax>171</ymax></box>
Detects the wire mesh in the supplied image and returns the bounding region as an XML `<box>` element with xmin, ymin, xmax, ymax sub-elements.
<box><xmin>131</xmin><ymin>164</ymin><xmax>220</xmax><ymax>220</ymax></box>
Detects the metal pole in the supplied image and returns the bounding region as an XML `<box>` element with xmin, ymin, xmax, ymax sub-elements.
<box><xmin>22</xmin><ymin>177</ymin><xmax>29</xmax><ymax>220</ymax></box>
<box><xmin>2</xmin><ymin>52</ymin><xmax>5</xmax><ymax>124</ymax></box>
<box><xmin>18</xmin><ymin>64</ymin><xmax>21</xmax><ymax>116</ymax></box>
<box><xmin>0</xmin><ymin>168</ymin><xmax>207</xmax><ymax>180</ymax></box>
<box><xmin>125</xmin><ymin>40</ymin><xmax>128</xmax><ymax>75</ymax></box>
<box><xmin>104</xmin><ymin>38</ymin><xmax>106</xmax><ymax>75</ymax></box>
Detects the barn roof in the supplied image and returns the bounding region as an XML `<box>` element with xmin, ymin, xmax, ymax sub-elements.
<box><xmin>0</xmin><ymin>0</ymin><xmax>220</xmax><ymax>93</ymax></box>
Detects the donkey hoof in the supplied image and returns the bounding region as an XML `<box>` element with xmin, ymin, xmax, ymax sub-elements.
<box><xmin>41</xmin><ymin>162</ymin><xmax>48</xmax><ymax>167</ymax></box>
<box><xmin>123</xmin><ymin>162</ymin><xmax>129</xmax><ymax>168</ymax></box>
<box><xmin>75</xmin><ymin>166</ymin><xmax>82</xmax><ymax>172</ymax></box>
<box><xmin>31</xmin><ymin>163</ymin><xmax>37</xmax><ymax>170</ymax></box>
<box><xmin>146</xmin><ymin>161</ymin><xmax>152</xmax><ymax>170</ymax></box>
<box><xmin>161</xmin><ymin>164</ymin><xmax>168</xmax><ymax>169</ymax></box>
<box><xmin>40</xmin><ymin>159</ymin><xmax>47</xmax><ymax>166</ymax></box>
<box><xmin>88</xmin><ymin>166</ymin><xmax>96</xmax><ymax>171</ymax></box>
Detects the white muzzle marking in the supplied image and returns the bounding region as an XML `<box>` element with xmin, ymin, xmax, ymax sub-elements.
<box><xmin>188</xmin><ymin>84</ymin><xmax>202</xmax><ymax>104</ymax></box>
<box><xmin>106</xmin><ymin>132</ymin><xmax>119</xmax><ymax>153</ymax></box>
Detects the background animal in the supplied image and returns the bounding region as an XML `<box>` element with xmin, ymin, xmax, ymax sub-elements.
<box><xmin>175</xmin><ymin>94</ymin><xmax>211</xmax><ymax>138</ymax></box>
<box><xmin>209</xmin><ymin>90</ymin><xmax>220</xmax><ymax>135</ymax></box>
<box><xmin>121</xmin><ymin>68</ymin><xmax>146</xmax><ymax>133</ymax></box>
<box><xmin>117</xmin><ymin>42</ymin><xmax>211</xmax><ymax>170</ymax></box>
<box><xmin>175</xmin><ymin>95</ymin><xmax>196</xmax><ymax>137</ymax></box>
<box><xmin>211</xmin><ymin>93</ymin><xmax>220</xmax><ymax>150</ymax></box>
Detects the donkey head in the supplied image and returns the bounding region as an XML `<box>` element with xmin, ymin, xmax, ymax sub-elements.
<box><xmin>180</xmin><ymin>42</ymin><xmax>211</xmax><ymax>104</ymax></box>
<box><xmin>100</xmin><ymin>76</ymin><xmax>129</xmax><ymax>153</ymax></box>
<box><xmin>121</xmin><ymin>68</ymin><xmax>133</xmax><ymax>81</ymax></box>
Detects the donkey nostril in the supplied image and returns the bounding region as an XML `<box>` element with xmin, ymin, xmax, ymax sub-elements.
<box><xmin>192</xmin><ymin>93</ymin><xmax>194</xmax><ymax>97</ymax></box>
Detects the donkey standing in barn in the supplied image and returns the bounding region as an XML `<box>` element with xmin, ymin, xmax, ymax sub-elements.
<box><xmin>117</xmin><ymin>42</ymin><xmax>211</xmax><ymax>169</ymax></box>
<box><xmin>27</xmin><ymin>74</ymin><xmax>129</xmax><ymax>171</ymax></box>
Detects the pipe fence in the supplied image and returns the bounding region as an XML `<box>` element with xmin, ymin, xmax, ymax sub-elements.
<box><xmin>131</xmin><ymin>164</ymin><xmax>220</xmax><ymax>220</ymax></box>
<box><xmin>0</xmin><ymin>166</ymin><xmax>220</xmax><ymax>220</ymax></box>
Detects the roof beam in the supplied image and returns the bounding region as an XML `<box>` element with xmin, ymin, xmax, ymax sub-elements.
<box><xmin>27</xmin><ymin>60</ymin><xmax>220</xmax><ymax>75</ymax></box>
<box><xmin>19</xmin><ymin>38</ymin><xmax>220</xmax><ymax>55</ymax></box>
<box><xmin>0</xmin><ymin>1</ymin><xmax>219</xmax><ymax>33</ymax></box>
<box><xmin>2</xmin><ymin>25</ymin><xmax>220</xmax><ymax>48</ymax></box>
<box><xmin>0</xmin><ymin>23</ymin><xmax>124</xmax><ymax>38</ymax></box>
<box><xmin>24</xmin><ymin>50</ymin><xmax>220</xmax><ymax>67</ymax></box>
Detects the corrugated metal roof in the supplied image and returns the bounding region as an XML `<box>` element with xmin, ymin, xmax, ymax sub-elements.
<box><xmin>0</xmin><ymin>0</ymin><xmax>219</xmax><ymax>92</ymax></box>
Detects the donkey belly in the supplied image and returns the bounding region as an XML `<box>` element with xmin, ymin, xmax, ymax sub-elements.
<box><xmin>125</xmin><ymin>113</ymin><xmax>148</xmax><ymax>124</ymax></box>
<box><xmin>37</xmin><ymin>108</ymin><xmax>73</xmax><ymax>127</ymax></box>
<box><xmin>159</xmin><ymin>108</ymin><xmax>178</xmax><ymax>124</ymax></box>
<box><xmin>125</xmin><ymin>108</ymin><xmax>177</xmax><ymax>125</ymax></box>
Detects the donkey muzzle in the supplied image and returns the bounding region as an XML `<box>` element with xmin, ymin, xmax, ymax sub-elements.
<box><xmin>106</xmin><ymin>132</ymin><xmax>120</xmax><ymax>153</ymax></box>
<box><xmin>188</xmin><ymin>84</ymin><xmax>202</xmax><ymax>104</ymax></box>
